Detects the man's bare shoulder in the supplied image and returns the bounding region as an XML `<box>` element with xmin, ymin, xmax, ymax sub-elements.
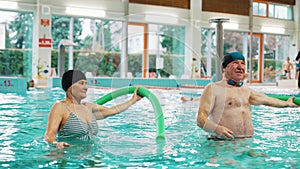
<box><xmin>215</xmin><ymin>80</ymin><xmax>226</xmax><ymax>86</ymax></box>
<box><xmin>204</xmin><ymin>81</ymin><xmax>225</xmax><ymax>87</ymax></box>
<box><xmin>242</xmin><ymin>85</ymin><xmax>253</xmax><ymax>91</ymax></box>
<box><xmin>203</xmin><ymin>82</ymin><xmax>219</xmax><ymax>91</ymax></box>
<box><xmin>209</xmin><ymin>80</ymin><xmax>226</xmax><ymax>90</ymax></box>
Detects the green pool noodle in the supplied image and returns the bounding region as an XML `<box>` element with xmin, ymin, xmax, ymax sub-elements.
<box><xmin>267</xmin><ymin>94</ymin><xmax>300</xmax><ymax>106</ymax></box>
<box><xmin>95</xmin><ymin>86</ymin><xmax>165</xmax><ymax>139</ymax></box>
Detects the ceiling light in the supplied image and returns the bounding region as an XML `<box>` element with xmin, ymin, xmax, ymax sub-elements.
<box><xmin>210</xmin><ymin>23</ymin><xmax>239</xmax><ymax>30</ymax></box>
<box><xmin>145</xmin><ymin>13</ymin><xmax>178</xmax><ymax>24</ymax></box>
<box><xmin>65</xmin><ymin>7</ymin><xmax>106</xmax><ymax>18</ymax></box>
<box><xmin>0</xmin><ymin>1</ymin><xmax>18</xmax><ymax>9</ymax></box>
<box><xmin>261</xmin><ymin>26</ymin><xmax>285</xmax><ymax>34</ymax></box>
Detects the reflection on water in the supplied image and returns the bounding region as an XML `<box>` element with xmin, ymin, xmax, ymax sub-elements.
<box><xmin>0</xmin><ymin>87</ymin><xmax>299</xmax><ymax>168</ymax></box>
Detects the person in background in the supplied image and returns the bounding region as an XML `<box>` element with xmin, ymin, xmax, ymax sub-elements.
<box><xmin>197</xmin><ymin>52</ymin><xmax>297</xmax><ymax>140</ymax></box>
<box><xmin>44</xmin><ymin>70</ymin><xmax>142</xmax><ymax>149</ymax></box>
<box><xmin>26</xmin><ymin>79</ymin><xmax>35</xmax><ymax>90</ymax></box>
<box><xmin>282</xmin><ymin>56</ymin><xmax>293</xmax><ymax>79</ymax></box>
<box><xmin>180</xmin><ymin>96</ymin><xmax>201</xmax><ymax>102</ymax></box>
<box><xmin>149</xmin><ymin>68</ymin><xmax>157</xmax><ymax>78</ymax></box>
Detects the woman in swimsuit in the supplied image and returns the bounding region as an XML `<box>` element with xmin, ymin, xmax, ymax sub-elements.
<box><xmin>44</xmin><ymin>70</ymin><xmax>142</xmax><ymax>149</ymax></box>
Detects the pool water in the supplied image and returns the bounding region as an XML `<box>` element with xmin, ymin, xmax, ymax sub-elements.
<box><xmin>0</xmin><ymin>87</ymin><xmax>299</xmax><ymax>168</ymax></box>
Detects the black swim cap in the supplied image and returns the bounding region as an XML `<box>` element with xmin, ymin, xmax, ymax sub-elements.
<box><xmin>222</xmin><ymin>52</ymin><xmax>245</xmax><ymax>68</ymax></box>
<box><xmin>61</xmin><ymin>70</ymin><xmax>86</xmax><ymax>92</ymax></box>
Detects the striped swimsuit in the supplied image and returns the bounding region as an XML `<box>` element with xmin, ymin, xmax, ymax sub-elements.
<box><xmin>58</xmin><ymin>104</ymin><xmax>99</xmax><ymax>140</ymax></box>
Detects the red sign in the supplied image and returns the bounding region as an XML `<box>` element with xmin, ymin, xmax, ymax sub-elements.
<box><xmin>39</xmin><ymin>38</ymin><xmax>52</xmax><ymax>48</ymax></box>
<box><xmin>41</xmin><ymin>19</ymin><xmax>50</xmax><ymax>26</ymax></box>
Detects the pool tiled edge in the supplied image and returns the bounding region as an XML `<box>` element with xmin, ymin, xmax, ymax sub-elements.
<box><xmin>49</xmin><ymin>77</ymin><xmax>213</xmax><ymax>89</ymax></box>
<box><xmin>0</xmin><ymin>77</ymin><xmax>27</xmax><ymax>93</ymax></box>
<box><xmin>0</xmin><ymin>77</ymin><xmax>213</xmax><ymax>93</ymax></box>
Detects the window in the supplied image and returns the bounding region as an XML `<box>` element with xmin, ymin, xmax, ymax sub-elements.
<box><xmin>269</xmin><ymin>4</ymin><xmax>293</xmax><ymax>20</ymax></box>
<box><xmin>148</xmin><ymin>24</ymin><xmax>186</xmax><ymax>78</ymax></box>
<box><xmin>0</xmin><ymin>11</ymin><xmax>33</xmax><ymax>77</ymax></box>
<box><xmin>253</xmin><ymin>2</ymin><xmax>267</xmax><ymax>17</ymax></box>
<box><xmin>263</xmin><ymin>34</ymin><xmax>291</xmax><ymax>82</ymax></box>
<box><xmin>51</xmin><ymin>15</ymin><xmax>122</xmax><ymax>77</ymax></box>
<box><xmin>253</xmin><ymin>1</ymin><xmax>293</xmax><ymax>20</ymax></box>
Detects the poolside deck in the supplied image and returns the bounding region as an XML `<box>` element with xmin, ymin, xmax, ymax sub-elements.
<box><xmin>276</xmin><ymin>79</ymin><xmax>298</xmax><ymax>88</ymax></box>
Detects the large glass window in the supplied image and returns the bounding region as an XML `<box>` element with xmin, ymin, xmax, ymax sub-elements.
<box><xmin>263</xmin><ymin>34</ymin><xmax>291</xmax><ymax>82</ymax></box>
<box><xmin>51</xmin><ymin>15</ymin><xmax>122</xmax><ymax>77</ymax></box>
<box><xmin>201</xmin><ymin>28</ymin><xmax>216</xmax><ymax>77</ymax></box>
<box><xmin>201</xmin><ymin>28</ymin><xmax>292</xmax><ymax>83</ymax></box>
<box><xmin>127</xmin><ymin>24</ymin><xmax>145</xmax><ymax>78</ymax></box>
<box><xmin>0</xmin><ymin>11</ymin><xmax>33</xmax><ymax>78</ymax></box>
<box><xmin>148</xmin><ymin>24</ymin><xmax>186</xmax><ymax>78</ymax></box>
<box><xmin>224</xmin><ymin>31</ymin><xmax>244</xmax><ymax>53</ymax></box>
<box><xmin>126</xmin><ymin>23</ymin><xmax>186</xmax><ymax>79</ymax></box>
<box><xmin>248</xmin><ymin>34</ymin><xmax>262</xmax><ymax>82</ymax></box>
<box><xmin>51</xmin><ymin>15</ymin><xmax>186</xmax><ymax>79</ymax></box>
<box><xmin>73</xmin><ymin>18</ymin><xmax>122</xmax><ymax>77</ymax></box>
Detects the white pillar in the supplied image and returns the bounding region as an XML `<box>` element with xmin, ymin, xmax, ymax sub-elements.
<box><xmin>68</xmin><ymin>17</ymin><xmax>74</xmax><ymax>70</ymax></box>
<box><xmin>215</xmin><ymin>21</ymin><xmax>224</xmax><ymax>81</ymax></box>
<box><xmin>294</xmin><ymin>0</ymin><xmax>300</xmax><ymax>53</ymax></box>
<box><xmin>209</xmin><ymin>18</ymin><xmax>229</xmax><ymax>81</ymax></box>
<box><xmin>207</xmin><ymin>30</ymin><xmax>212</xmax><ymax>77</ymax></box>
<box><xmin>32</xmin><ymin>3</ymin><xmax>52</xmax><ymax>87</ymax></box>
<box><xmin>144</xmin><ymin>25</ymin><xmax>150</xmax><ymax>78</ymax></box>
<box><xmin>243</xmin><ymin>32</ymin><xmax>248</xmax><ymax>71</ymax></box>
<box><xmin>184</xmin><ymin>0</ymin><xmax>202</xmax><ymax>79</ymax></box>
<box><xmin>121</xmin><ymin>0</ymin><xmax>129</xmax><ymax>78</ymax></box>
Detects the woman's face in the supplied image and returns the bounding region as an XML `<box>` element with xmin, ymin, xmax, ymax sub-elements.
<box><xmin>69</xmin><ymin>80</ymin><xmax>88</xmax><ymax>99</ymax></box>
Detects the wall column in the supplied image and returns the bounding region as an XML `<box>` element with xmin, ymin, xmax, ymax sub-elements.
<box><xmin>32</xmin><ymin>2</ymin><xmax>52</xmax><ymax>87</ymax></box>
<box><xmin>184</xmin><ymin>0</ymin><xmax>202</xmax><ymax>79</ymax></box>
<box><xmin>294</xmin><ymin>0</ymin><xmax>300</xmax><ymax>55</ymax></box>
<box><xmin>121</xmin><ymin>0</ymin><xmax>129</xmax><ymax>78</ymax></box>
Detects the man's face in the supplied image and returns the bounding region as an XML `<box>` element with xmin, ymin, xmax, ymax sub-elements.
<box><xmin>224</xmin><ymin>60</ymin><xmax>245</xmax><ymax>81</ymax></box>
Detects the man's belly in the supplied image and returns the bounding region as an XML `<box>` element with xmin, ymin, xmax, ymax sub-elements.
<box><xmin>220</xmin><ymin>120</ymin><xmax>254</xmax><ymax>137</ymax></box>
<box><xmin>215</xmin><ymin>112</ymin><xmax>254</xmax><ymax>137</ymax></box>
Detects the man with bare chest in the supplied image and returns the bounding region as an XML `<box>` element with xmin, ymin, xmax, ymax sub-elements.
<box><xmin>197</xmin><ymin>52</ymin><xmax>297</xmax><ymax>140</ymax></box>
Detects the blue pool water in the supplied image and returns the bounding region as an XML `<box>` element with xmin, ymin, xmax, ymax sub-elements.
<box><xmin>0</xmin><ymin>86</ymin><xmax>299</xmax><ymax>168</ymax></box>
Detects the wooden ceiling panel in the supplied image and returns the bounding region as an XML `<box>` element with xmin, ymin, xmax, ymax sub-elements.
<box><xmin>129</xmin><ymin>0</ymin><xmax>190</xmax><ymax>9</ymax></box>
<box><xmin>202</xmin><ymin>0</ymin><xmax>250</xmax><ymax>16</ymax></box>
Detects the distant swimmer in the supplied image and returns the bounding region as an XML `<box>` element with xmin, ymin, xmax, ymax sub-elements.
<box><xmin>180</xmin><ymin>96</ymin><xmax>200</xmax><ymax>102</ymax></box>
<box><xmin>26</xmin><ymin>79</ymin><xmax>35</xmax><ymax>90</ymax></box>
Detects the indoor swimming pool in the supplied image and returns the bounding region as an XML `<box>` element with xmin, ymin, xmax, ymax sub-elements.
<box><xmin>0</xmin><ymin>86</ymin><xmax>299</xmax><ymax>168</ymax></box>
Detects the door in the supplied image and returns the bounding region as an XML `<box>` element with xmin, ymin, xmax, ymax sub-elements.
<box><xmin>128</xmin><ymin>23</ymin><xmax>148</xmax><ymax>78</ymax></box>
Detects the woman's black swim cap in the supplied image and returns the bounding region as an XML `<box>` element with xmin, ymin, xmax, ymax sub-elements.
<box><xmin>61</xmin><ymin>70</ymin><xmax>86</xmax><ymax>92</ymax></box>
